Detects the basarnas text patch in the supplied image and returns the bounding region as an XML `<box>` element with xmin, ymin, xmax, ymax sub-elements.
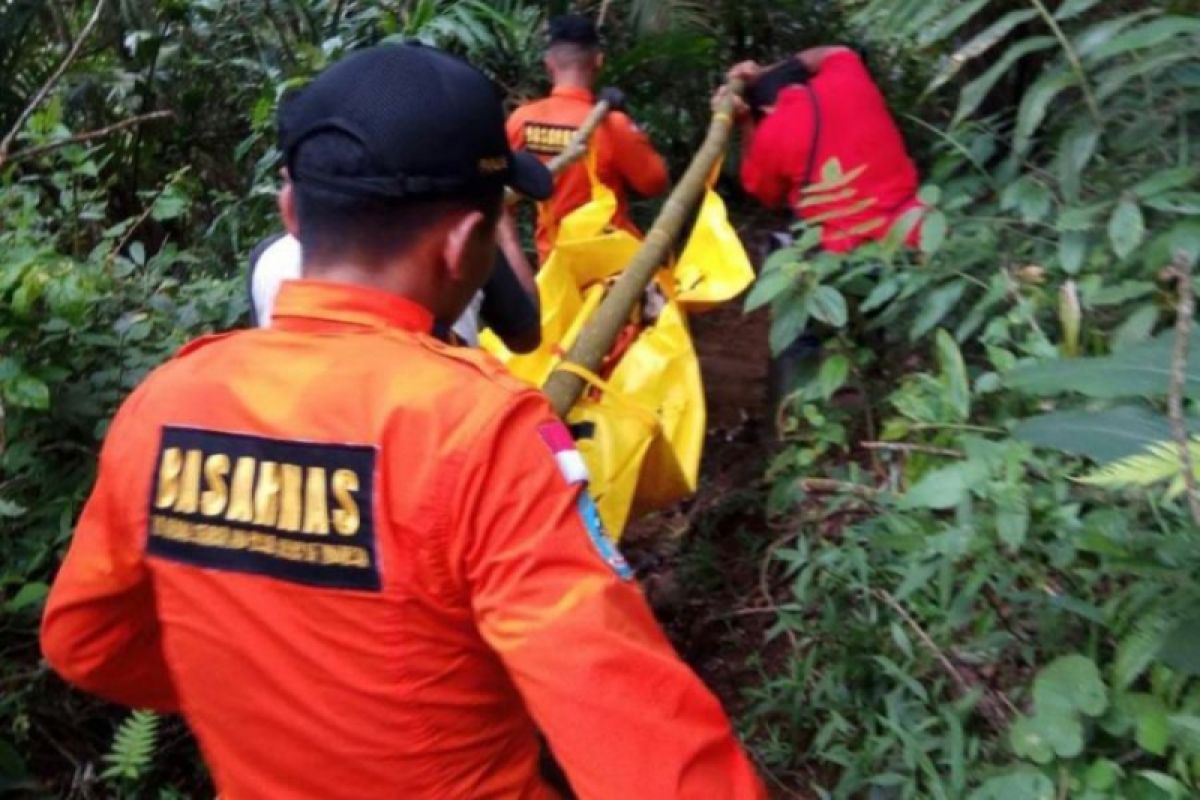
<box><xmin>146</xmin><ymin>426</ymin><xmax>380</xmax><ymax>591</ymax></box>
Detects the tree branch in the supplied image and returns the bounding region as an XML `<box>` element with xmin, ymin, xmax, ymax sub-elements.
<box><xmin>875</xmin><ymin>588</ymin><xmax>1016</xmax><ymax>732</ymax></box>
<box><xmin>860</xmin><ymin>441</ymin><xmax>965</xmax><ymax>459</ymax></box>
<box><xmin>1166</xmin><ymin>250</ymin><xmax>1200</xmax><ymax>526</ymax></box>
<box><xmin>0</xmin><ymin>0</ymin><xmax>109</xmax><ymax>168</ymax></box>
<box><xmin>5</xmin><ymin>110</ymin><xmax>173</xmax><ymax>164</ymax></box>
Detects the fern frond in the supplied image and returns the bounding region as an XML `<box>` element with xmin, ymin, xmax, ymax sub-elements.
<box><xmin>1113</xmin><ymin>611</ymin><xmax>1174</xmax><ymax>691</ymax></box>
<box><xmin>1076</xmin><ymin>436</ymin><xmax>1200</xmax><ymax>495</ymax></box>
<box><xmin>101</xmin><ymin>710</ymin><xmax>159</xmax><ymax>781</ymax></box>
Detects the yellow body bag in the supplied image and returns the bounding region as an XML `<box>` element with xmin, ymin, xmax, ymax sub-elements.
<box><xmin>482</xmin><ymin>151</ymin><xmax>749</xmax><ymax>537</ymax></box>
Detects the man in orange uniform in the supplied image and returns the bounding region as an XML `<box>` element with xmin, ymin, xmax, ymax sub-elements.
<box><xmin>40</xmin><ymin>43</ymin><xmax>765</xmax><ymax>800</ymax></box>
<box><xmin>506</xmin><ymin>14</ymin><xmax>669</xmax><ymax>262</ymax></box>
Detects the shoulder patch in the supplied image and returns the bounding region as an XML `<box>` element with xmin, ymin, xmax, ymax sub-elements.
<box><xmin>147</xmin><ymin>425</ymin><xmax>380</xmax><ymax>591</ymax></box>
<box><xmin>523</xmin><ymin>121</ymin><xmax>578</xmax><ymax>157</ymax></box>
<box><xmin>537</xmin><ymin>420</ymin><xmax>589</xmax><ymax>485</ymax></box>
<box><xmin>577</xmin><ymin>492</ymin><xmax>633</xmax><ymax>580</ymax></box>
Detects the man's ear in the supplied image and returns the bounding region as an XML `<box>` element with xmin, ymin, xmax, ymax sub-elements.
<box><xmin>595</xmin><ymin>51</ymin><xmax>605</xmax><ymax>72</ymax></box>
<box><xmin>279</xmin><ymin>180</ymin><xmax>300</xmax><ymax>237</ymax></box>
<box><xmin>441</xmin><ymin>210</ymin><xmax>487</xmax><ymax>283</ymax></box>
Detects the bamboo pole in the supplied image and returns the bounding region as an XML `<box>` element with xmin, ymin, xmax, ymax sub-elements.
<box><xmin>543</xmin><ymin>79</ymin><xmax>745</xmax><ymax>416</ymax></box>
<box><xmin>504</xmin><ymin>98</ymin><xmax>612</xmax><ymax>206</ymax></box>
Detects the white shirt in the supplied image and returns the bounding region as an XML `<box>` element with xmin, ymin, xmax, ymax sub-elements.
<box><xmin>250</xmin><ymin>234</ymin><xmax>483</xmax><ymax>345</ymax></box>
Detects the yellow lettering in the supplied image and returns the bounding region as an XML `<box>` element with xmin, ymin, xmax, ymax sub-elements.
<box><xmin>174</xmin><ymin>449</ymin><xmax>203</xmax><ymax>514</ymax></box>
<box><xmin>331</xmin><ymin>469</ymin><xmax>360</xmax><ymax>536</ymax></box>
<box><xmin>200</xmin><ymin>453</ymin><xmax>231</xmax><ymax>517</ymax></box>
<box><xmin>302</xmin><ymin>467</ymin><xmax>330</xmax><ymax>535</ymax></box>
<box><xmin>278</xmin><ymin>464</ymin><xmax>303</xmax><ymax>532</ymax></box>
<box><xmin>252</xmin><ymin>461</ymin><xmax>281</xmax><ymax>527</ymax></box>
<box><xmin>155</xmin><ymin>448</ymin><xmax>183</xmax><ymax>509</ymax></box>
<box><xmin>225</xmin><ymin>456</ymin><xmax>256</xmax><ymax>523</ymax></box>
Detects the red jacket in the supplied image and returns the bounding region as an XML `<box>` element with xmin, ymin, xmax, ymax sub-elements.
<box><xmin>41</xmin><ymin>280</ymin><xmax>766</xmax><ymax>800</ymax></box>
<box><xmin>742</xmin><ymin>50</ymin><xmax>923</xmax><ymax>252</ymax></box>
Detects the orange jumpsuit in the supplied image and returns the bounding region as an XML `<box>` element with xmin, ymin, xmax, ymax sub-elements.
<box><xmin>41</xmin><ymin>280</ymin><xmax>766</xmax><ymax>800</ymax></box>
<box><xmin>507</xmin><ymin>86</ymin><xmax>669</xmax><ymax>262</ymax></box>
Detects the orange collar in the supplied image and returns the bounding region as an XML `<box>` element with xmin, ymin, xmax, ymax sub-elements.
<box><xmin>271</xmin><ymin>280</ymin><xmax>434</xmax><ymax>334</ymax></box>
<box><xmin>550</xmin><ymin>85</ymin><xmax>594</xmax><ymax>103</ymax></box>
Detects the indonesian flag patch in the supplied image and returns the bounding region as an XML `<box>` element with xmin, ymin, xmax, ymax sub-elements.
<box><xmin>537</xmin><ymin>421</ymin><xmax>589</xmax><ymax>485</ymax></box>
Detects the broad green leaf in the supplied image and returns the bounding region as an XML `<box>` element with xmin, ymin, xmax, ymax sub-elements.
<box><xmin>1097</xmin><ymin>50</ymin><xmax>1195</xmax><ymax>102</ymax></box>
<box><xmin>935</xmin><ymin>329</ymin><xmax>970</xmax><ymax>421</ymax></box>
<box><xmin>1112</xmin><ymin>304</ymin><xmax>1159</xmax><ymax>351</ymax></box>
<box><xmin>928</xmin><ymin>9</ymin><xmax>1039</xmax><ymax>94</ymax></box>
<box><xmin>151</xmin><ymin>185</ymin><xmax>189</xmax><ymax>221</ymax></box>
<box><xmin>995</xmin><ymin>486</ymin><xmax>1029</xmax><ymax>551</ymax></box>
<box><xmin>744</xmin><ymin>262</ymin><xmax>797</xmax><ymax>312</ymax></box>
<box><xmin>1011</xmin><ymin>710</ymin><xmax>1083</xmax><ymax>762</ymax></box>
<box><xmin>1057</xmin><ymin>122</ymin><xmax>1101</xmax><ymax>202</ymax></box>
<box><xmin>1073</xmin><ymin>10</ymin><xmax>1164</xmax><ymax>60</ymax></box>
<box><xmin>1057</xmin><ymin>203</ymin><xmax>1106</xmax><ymax>232</ymax></box>
<box><xmin>1133</xmin><ymin>770</ymin><xmax>1190</xmax><ymax>799</ymax></box>
<box><xmin>1034</xmin><ymin>654</ymin><xmax>1108</xmax><ymax>717</ymax></box>
<box><xmin>969</xmin><ymin>769</ymin><xmax>1054</xmax><ymax>800</ymax></box>
<box><xmin>3</xmin><ymin>374</ymin><xmax>49</xmax><ymax>410</ymax></box>
<box><xmin>4</xmin><ymin>582</ymin><xmax>47</xmax><ymax>612</ymax></box>
<box><xmin>1108</xmin><ymin>197</ymin><xmax>1145</xmax><ymax>259</ymax></box>
<box><xmin>1124</xmin><ymin>694</ymin><xmax>1170</xmax><ymax>755</ymax></box>
<box><xmin>910</xmin><ymin>280</ymin><xmax>965</xmax><ymax>341</ymax></box>
<box><xmin>1088</xmin><ymin>16</ymin><xmax>1200</xmax><ymax>63</ymax></box>
<box><xmin>1145</xmin><ymin>193</ymin><xmax>1200</xmax><ymax>215</ymax></box>
<box><xmin>919</xmin><ymin>209</ymin><xmax>948</xmax><ymax>254</ymax></box>
<box><xmin>769</xmin><ymin>302</ymin><xmax>809</xmax><ymax>357</ymax></box>
<box><xmin>1006</xmin><ymin>330</ymin><xmax>1200</xmax><ymax>400</ymax></box>
<box><xmin>1132</xmin><ymin>166</ymin><xmax>1199</xmax><ymax>200</ymax></box>
<box><xmin>1055</xmin><ymin>0</ymin><xmax>1104</xmax><ymax>20</ymax></box>
<box><xmin>1015</xmin><ymin>70</ymin><xmax>1076</xmax><ymax>152</ymax></box>
<box><xmin>1085</xmin><ymin>759</ymin><xmax>1122</xmax><ymax>790</ymax></box>
<box><xmin>1167</xmin><ymin>714</ymin><xmax>1200</xmax><ymax>755</ymax></box>
<box><xmin>1017</xmin><ymin>407</ymin><xmax>1185</xmax><ymax>462</ymax></box>
<box><xmin>861</xmin><ymin>277</ymin><xmax>900</xmax><ymax>312</ymax></box>
<box><xmin>901</xmin><ymin>462</ymin><xmax>984</xmax><ymax>510</ymax></box>
<box><xmin>0</xmin><ymin>498</ymin><xmax>26</xmax><ymax>518</ymax></box>
<box><xmin>954</xmin><ymin>37</ymin><xmax>1056</xmax><ymax>126</ymax></box>
<box><xmin>1001</xmin><ymin>175</ymin><xmax>1053</xmax><ymax>224</ymax></box>
<box><xmin>919</xmin><ymin>0</ymin><xmax>992</xmax><ymax>46</ymax></box>
<box><xmin>806</xmin><ymin>286</ymin><xmax>848</xmax><ymax>327</ymax></box>
<box><xmin>817</xmin><ymin>354</ymin><xmax>850</xmax><ymax>400</ymax></box>
<box><xmin>1058</xmin><ymin>231</ymin><xmax>1089</xmax><ymax>274</ymax></box>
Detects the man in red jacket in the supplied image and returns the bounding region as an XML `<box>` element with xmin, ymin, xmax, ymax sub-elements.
<box><xmin>41</xmin><ymin>43</ymin><xmax>765</xmax><ymax>800</ymax></box>
<box><xmin>728</xmin><ymin>47</ymin><xmax>924</xmax><ymax>252</ymax></box>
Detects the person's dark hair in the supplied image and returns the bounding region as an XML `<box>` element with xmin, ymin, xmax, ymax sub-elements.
<box><xmin>747</xmin><ymin>59</ymin><xmax>813</xmax><ymax>118</ymax></box>
<box><xmin>291</xmin><ymin>132</ymin><xmax>504</xmax><ymax>267</ymax></box>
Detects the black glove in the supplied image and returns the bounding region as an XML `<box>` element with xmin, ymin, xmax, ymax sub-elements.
<box><xmin>598</xmin><ymin>86</ymin><xmax>626</xmax><ymax>112</ymax></box>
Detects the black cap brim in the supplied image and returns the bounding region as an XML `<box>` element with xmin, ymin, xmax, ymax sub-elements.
<box><xmin>509</xmin><ymin>151</ymin><xmax>553</xmax><ymax>201</ymax></box>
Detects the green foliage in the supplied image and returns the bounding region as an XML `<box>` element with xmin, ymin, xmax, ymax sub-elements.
<box><xmin>745</xmin><ymin>0</ymin><xmax>1200</xmax><ymax>794</ymax></box>
<box><xmin>102</xmin><ymin>711</ymin><xmax>160</xmax><ymax>782</ymax></box>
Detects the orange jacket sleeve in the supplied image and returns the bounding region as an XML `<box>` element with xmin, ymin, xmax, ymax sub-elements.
<box><xmin>451</xmin><ymin>392</ymin><xmax>765</xmax><ymax>800</ymax></box>
<box><xmin>608</xmin><ymin>111</ymin><xmax>669</xmax><ymax>198</ymax></box>
<box><xmin>40</xmin><ymin>393</ymin><xmax>179</xmax><ymax>712</ymax></box>
<box><xmin>506</xmin><ymin>108</ymin><xmax>527</xmax><ymax>150</ymax></box>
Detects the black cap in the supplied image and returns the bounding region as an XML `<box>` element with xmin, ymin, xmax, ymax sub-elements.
<box><xmin>747</xmin><ymin>59</ymin><xmax>813</xmax><ymax>116</ymax></box>
<box><xmin>547</xmin><ymin>14</ymin><xmax>599</xmax><ymax>47</ymax></box>
<box><xmin>278</xmin><ymin>44</ymin><xmax>551</xmax><ymax>201</ymax></box>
